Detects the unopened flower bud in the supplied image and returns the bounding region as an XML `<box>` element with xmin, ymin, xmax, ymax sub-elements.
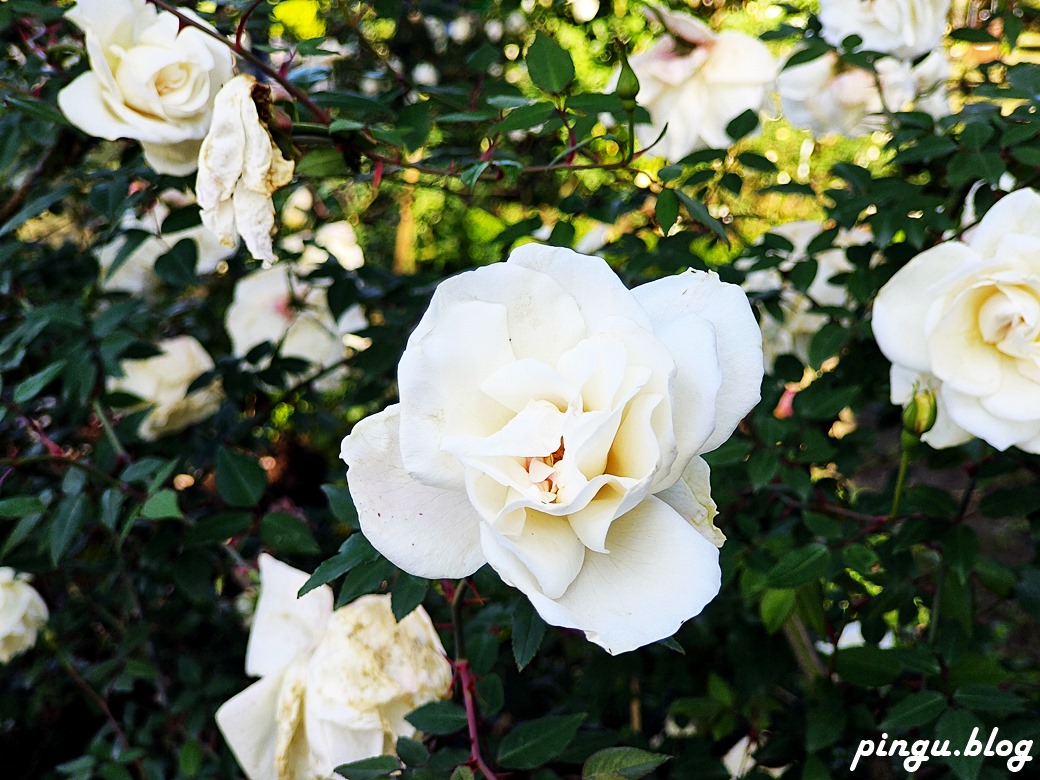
<box><xmin>902</xmin><ymin>387</ymin><xmax>937</xmax><ymax>437</ymax></box>
<box><xmin>615</xmin><ymin>47</ymin><xmax>641</xmax><ymax>111</ymax></box>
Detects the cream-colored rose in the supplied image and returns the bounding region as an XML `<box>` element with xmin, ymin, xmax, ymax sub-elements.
<box><xmin>872</xmin><ymin>189</ymin><xmax>1040</xmax><ymax>453</ymax></box>
<box><xmin>0</xmin><ymin>568</ymin><xmax>48</xmax><ymax>664</ymax></box>
<box><xmin>778</xmin><ymin>51</ymin><xmax>914</xmax><ymax>137</ymax></box>
<box><xmin>610</xmin><ymin>5</ymin><xmax>777</xmax><ymax>160</ymax></box>
<box><xmin>739</xmin><ymin>221</ymin><xmax>870</xmax><ymax>370</ymax></box>
<box><xmin>819</xmin><ymin>0</ymin><xmax>951</xmax><ymax>60</ymax></box>
<box><xmin>97</xmin><ymin>197</ymin><xmax>237</xmax><ymax>295</ymax></box>
<box><xmin>108</xmin><ymin>335</ymin><xmax>223</xmax><ymax>441</ymax></box>
<box><xmin>216</xmin><ymin>555</ymin><xmax>452</xmax><ymax>780</ymax></box>
<box><xmin>340</xmin><ymin>245</ymin><xmax>764</xmax><ymax>654</ymax></box>
<box><xmin>57</xmin><ymin>0</ymin><xmax>233</xmax><ymax>176</ymax></box>
<box><xmin>197</xmin><ymin>75</ymin><xmax>295</xmax><ymax>263</ymax></box>
<box><xmin>225</xmin><ymin>265</ymin><xmax>366</xmax><ymax>386</ymax></box>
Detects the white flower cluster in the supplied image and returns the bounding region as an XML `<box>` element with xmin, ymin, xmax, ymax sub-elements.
<box><xmin>778</xmin><ymin>0</ymin><xmax>952</xmax><ymax>136</ymax></box>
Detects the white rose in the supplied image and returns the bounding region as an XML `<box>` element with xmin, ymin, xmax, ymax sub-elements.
<box><xmin>819</xmin><ymin>0</ymin><xmax>951</xmax><ymax>60</ymax></box>
<box><xmin>739</xmin><ymin>221</ymin><xmax>869</xmax><ymax>370</ymax></box>
<box><xmin>225</xmin><ymin>265</ymin><xmax>366</xmax><ymax>387</ymax></box>
<box><xmin>109</xmin><ymin>335</ymin><xmax>223</xmax><ymax>441</ymax></box>
<box><xmin>57</xmin><ymin>0</ymin><xmax>233</xmax><ymax>176</ymax></box>
<box><xmin>216</xmin><ymin>555</ymin><xmax>452</xmax><ymax>780</ymax></box>
<box><xmin>0</xmin><ymin>568</ymin><xmax>48</xmax><ymax>664</ymax></box>
<box><xmin>778</xmin><ymin>52</ymin><xmax>914</xmax><ymax>137</ymax></box>
<box><xmin>340</xmin><ymin>246</ymin><xmax>763</xmax><ymax>654</ymax></box>
<box><xmin>911</xmin><ymin>49</ymin><xmax>952</xmax><ymax>119</ymax></box>
<box><xmin>872</xmin><ymin>189</ymin><xmax>1040</xmax><ymax>453</ymax></box>
<box><xmin>197</xmin><ymin>75</ymin><xmax>295</xmax><ymax>263</ymax></box>
<box><xmin>97</xmin><ymin>198</ymin><xmax>237</xmax><ymax>295</ymax></box>
<box><xmin>611</xmin><ymin>5</ymin><xmax>777</xmax><ymax>160</ymax></box>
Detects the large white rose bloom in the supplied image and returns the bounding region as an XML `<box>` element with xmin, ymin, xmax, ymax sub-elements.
<box><xmin>216</xmin><ymin>555</ymin><xmax>452</xmax><ymax>780</ymax></box>
<box><xmin>739</xmin><ymin>221</ymin><xmax>870</xmax><ymax>371</ymax></box>
<box><xmin>818</xmin><ymin>0</ymin><xmax>951</xmax><ymax>60</ymax></box>
<box><xmin>0</xmin><ymin>568</ymin><xmax>49</xmax><ymax>664</ymax></box>
<box><xmin>225</xmin><ymin>265</ymin><xmax>367</xmax><ymax>386</ymax></box>
<box><xmin>108</xmin><ymin>335</ymin><xmax>223</xmax><ymax>441</ymax></box>
<box><xmin>57</xmin><ymin>0</ymin><xmax>233</xmax><ymax>176</ymax></box>
<box><xmin>613</xmin><ymin>5</ymin><xmax>777</xmax><ymax>161</ymax></box>
<box><xmin>197</xmin><ymin>75</ymin><xmax>295</xmax><ymax>263</ymax></box>
<box><xmin>872</xmin><ymin>189</ymin><xmax>1040</xmax><ymax>453</ymax></box>
<box><xmin>340</xmin><ymin>246</ymin><xmax>763</xmax><ymax>654</ymax></box>
<box><xmin>96</xmin><ymin>197</ymin><xmax>237</xmax><ymax>295</ymax></box>
<box><xmin>778</xmin><ymin>52</ymin><xmax>914</xmax><ymax>137</ymax></box>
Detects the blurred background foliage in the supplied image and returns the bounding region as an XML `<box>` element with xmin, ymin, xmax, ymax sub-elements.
<box><xmin>2</xmin><ymin>1</ymin><xmax>1040</xmax><ymax>779</ymax></box>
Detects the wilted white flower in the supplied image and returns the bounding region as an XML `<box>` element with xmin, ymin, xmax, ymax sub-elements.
<box><xmin>57</xmin><ymin>0</ymin><xmax>233</xmax><ymax>175</ymax></box>
<box><xmin>819</xmin><ymin>0</ymin><xmax>951</xmax><ymax>60</ymax></box>
<box><xmin>873</xmin><ymin>189</ymin><xmax>1040</xmax><ymax>453</ymax></box>
<box><xmin>739</xmin><ymin>221</ymin><xmax>870</xmax><ymax>370</ymax></box>
<box><xmin>341</xmin><ymin>246</ymin><xmax>762</xmax><ymax>654</ymax></box>
<box><xmin>197</xmin><ymin>75</ymin><xmax>295</xmax><ymax>263</ymax></box>
<box><xmin>0</xmin><ymin>569</ymin><xmax>48</xmax><ymax>664</ymax></box>
<box><xmin>96</xmin><ymin>196</ymin><xmax>237</xmax><ymax>295</ymax></box>
<box><xmin>108</xmin><ymin>335</ymin><xmax>223</xmax><ymax>441</ymax></box>
<box><xmin>216</xmin><ymin>555</ymin><xmax>452</xmax><ymax>780</ymax></box>
<box><xmin>778</xmin><ymin>51</ymin><xmax>914</xmax><ymax>137</ymax></box>
<box><xmin>610</xmin><ymin>5</ymin><xmax>777</xmax><ymax>160</ymax></box>
<box><xmin>226</xmin><ymin>265</ymin><xmax>366</xmax><ymax>387</ymax></box>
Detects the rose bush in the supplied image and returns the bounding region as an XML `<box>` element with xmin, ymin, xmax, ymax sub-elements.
<box><xmin>216</xmin><ymin>555</ymin><xmax>452</xmax><ymax>780</ymax></box>
<box><xmin>873</xmin><ymin>188</ymin><xmax>1040</xmax><ymax>453</ymax></box>
<box><xmin>197</xmin><ymin>75</ymin><xmax>295</xmax><ymax>263</ymax></box>
<box><xmin>818</xmin><ymin>0</ymin><xmax>951</xmax><ymax>59</ymax></box>
<box><xmin>57</xmin><ymin>0</ymin><xmax>233</xmax><ymax>175</ymax></box>
<box><xmin>0</xmin><ymin>569</ymin><xmax>48</xmax><ymax>665</ymax></box>
<box><xmin>341</xmin><ymin>245</ymin><xmax>762</xmax><ymax>654</ymax></box>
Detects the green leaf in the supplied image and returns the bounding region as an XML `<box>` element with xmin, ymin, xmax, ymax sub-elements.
<box><xmin>766</xmin><ymin>544</ymin><xmax>829</xmax><ymax>588</ymax></box>
<box><xmin>582</xmin><ymin>747</ymin><xmax>670</xmax><ymax>779</ymax></box>
<box><xmin>391</xmin><ymin>573</ymin><xmax>429</xmax><ymax>620</ymax></box>
<box><xmin>405</xmin><ymin>701</ymin><xmax>468</xmax><ymax>735</ymax></box>
<box><xmin>178</xmin><ymin>739</ymin><xmax>204</xmax><ymax>778</ymax></box>
<box><xmin>880</xmin><ymin>691</ymin><xmax>946</xmax><ymax>730</ymax></box>
<box><xmin>0</xmin><ymin>496</ymin><xmax>45</xmax><ymax>518</ymax></box>
<box><xmin>186</xmin><ymin>511</ymin><xmax>252</xmax><ymax>546</ymax></box>
<box><xmin>725</xmin><ymin>109</ymin><xmax>759</xmax><ymax>142</ymax></box>
<box><xmin>655</xmin><ymin>189</ymin><xmax>679</xmax><ymax>231</ymax></box>
<box><xmin>759</xmin><ymin>589</ymin><xmax>796</xmax><ymax>634</ymax></box>
<box><xmin>450</xmin><ymin>768</ymin><xmax>476</xmax><ymax>780</ymax></box>
<box><xmin>0</xmin><ymin>185</ymin><xmax>74</xmax><ymax>239</ymax></box>
<box><xmin>141</xmin><ymin>489</ymin><xmax>182</xmax><ymax>520</ymax></box>
<box><xmin>215</xmin><ymin>447</ymin><xmax>267</xmax><ymax>507</ymax></box>
<box><xmin>322</xmin><ymin>484</ymin><xmax>359</xmax><ymax>527</ymax></box>
<box><xmin>154</xmin><ymin>239</ymin><xmax>198</xmax><ymax>288</ymax></box>
<box><xmin>299</xmin><ymin>534</ymin><xmax>380</xmax><ymax>597</ymax></box>
<box><xmin>336</xmin><ymin>557</ymin><xmax>395</xmax><ymax>606</ymax></box>
<box><xmin>808</xmin><ymin>323</ymin><xmax>846</xmax><ymax>368</ymax></box>
<box><xmin>952</xmin><ymin>685</ymin><xmax>1027</xmax><ymax>714</ymax></box>
<box><xmin>497</xmin><ymin>713</ymin><xmax>586</xmax><ymax>770</ymax></box>
<box><xmin>835</xmin><ymin>646</ymin><xmax>900</xmax><ymax>687</ymax></box>
<box><xmin>674</xmin><ymin>189</ymin><xmax>729</xmax><ymax>245</ymax></box>
<box><xmin>936</xmin><ymin>709</ymin><xmax>985</xmax><ymax>780</ymax></box>
<box><xmin>50</xmin><ymin>492</ymin><xmax>89</xmax><ymax>565</ymax></box>
<box><xmin>492</xmin><ymin>102</ymin><xmax>557</xmax><ymax>134</ymax></box>
<box><xmin>396</xmin><ymin>736</ymin><xmax>429</xmax><ymax>767</ymax></box>
<box><xmin>14</xmin><ymin>360</ymin><xmax>67</xmax><ymax>404</ymax></box>
<box><xmin>512</xmin><ymin>597</ymin><xmax>547</xmax><ymax>670</ymax></box>
<box><xmin>526</xmin><ymin>32</ymin><xmax>575</xmax><ymax>94</ymax></box>
<box><xmin>333</xmin><ymin>756</ymin><xmax>400</xmax><ymax>780</ymax></box>
<box><xmin>260</xmin><ymin>512</ymin><xmax>320</xmax><ymax>555</ymax></box>
<box><xmin>296</xmin><ymin>148</ymin><xmax>349</xmax><ymax>176</ymax></box>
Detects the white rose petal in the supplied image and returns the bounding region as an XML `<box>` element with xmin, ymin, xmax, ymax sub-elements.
<box><xmin>778</xmin><ymin>52</ymin><xmax>914</xmax><ymax>137</ymax></box>
<box><xmin>606</xmin><ymin>5</ymin><xmax>777</xmax><ymax>161</ymax></box>
<box><xmin>57</xmin><ymin>0</ymin><xmax>233</xmax><ymax>175</ymax></box>
<box><xmin>108</xmin><ymin>335</ymin><xmax>223</xmax><ymax>441</ymax></box>
<box><xmin>0</xmin><ymin>568</ymin><xmax>49</xmax><ymax>664</ymax></box>
<box><xmin>818</xmin><ymin>0</ymin><xmax>952</xmax><ymax>60</ymax></box>
<box><xmin>197</xmin><ymin>75</ymin><xmax>295</xmax><ymax>263</ymax></box>
<box><xmin>341</xmin><ymin>246</ymin><xmax>763</xmax><ymax>654</ymax></box>
<box><xmin>873</xmin><ymin>188</ymin><xmax>1040</xmax><ymax>453</ymax></box>
<box><xmin>216</xmin><ymin>555</ymin><xmax>452</xmax><ymax>780</ymax></box>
